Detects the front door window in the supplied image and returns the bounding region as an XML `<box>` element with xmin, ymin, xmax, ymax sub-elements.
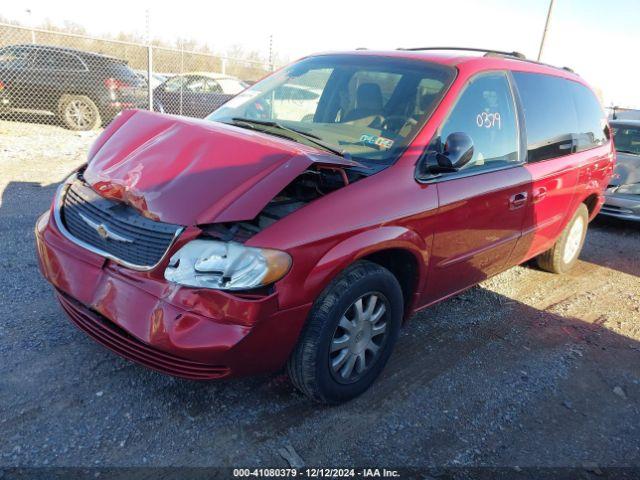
<box><xmin>432</xmin><ymin>72</ymin><xmax>519</xmax><ymax>170</ymax></box>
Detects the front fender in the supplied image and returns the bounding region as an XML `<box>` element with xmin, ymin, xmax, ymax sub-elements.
<box><xmin>302</xmin><ymin>226</ymin><xmax>429</xmax><ymax>309</ymax></box>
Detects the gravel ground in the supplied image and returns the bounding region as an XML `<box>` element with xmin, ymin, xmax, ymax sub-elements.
<box><xmin>1</xmin><ymin>119</ymin><xmax>639</xmax><ymax>473</ymax></box>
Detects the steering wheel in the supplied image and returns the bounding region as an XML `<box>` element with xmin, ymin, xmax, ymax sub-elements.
<box><xmin>382</xmin><ymin>115</ymin><xmax>417</xmax><ymax>133</ymax></box>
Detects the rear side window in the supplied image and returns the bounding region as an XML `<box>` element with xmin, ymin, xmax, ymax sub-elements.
<box><xmin>569</xmin><ymin>82</ymin><xmax>608</xmax><ymax>151</ymax></box>
<box><xmin>164</xmin><ymin>75</ymin><xmax>187</xmax><ymax>92</ymax></box>
<box><xmin>32</xmin><ymin>51</ymin><xmax>86</xmax><ymax>71</ymax></box>
<box><xmin>512</xmin><ymin>72</ymin><xmax>577</xmax><ymax>163</ymax></box>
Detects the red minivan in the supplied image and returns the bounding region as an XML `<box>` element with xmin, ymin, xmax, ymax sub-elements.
<box><xmin>35</xmin><ymin>48</ymin><xmax>614</xmax><ymax>403</ymax></box>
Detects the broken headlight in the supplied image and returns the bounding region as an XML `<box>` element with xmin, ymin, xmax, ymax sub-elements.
<box><xmin>164</xmin><ymin>239</ymin><xmax>291</xmax><ymax>291</ymax></box>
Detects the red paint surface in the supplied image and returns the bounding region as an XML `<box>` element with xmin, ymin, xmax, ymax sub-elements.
<box><xmin>83</xmin><ymin>110</ymin><xmax>358</xmax><ymax>225</ymax></box>
<box><xmin>36</xmin><ymin>51</ymin><xmax>614</xmax><ymax>379</ymax></box>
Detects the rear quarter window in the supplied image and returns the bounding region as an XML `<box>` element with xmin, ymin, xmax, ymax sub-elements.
<box><xmin>102</xmin><ymin>61</ymin><xmax>140</xmax><ymax>81</ymax></box>
<box><xmin>569</xmin><ymin>81</ymin><xmax>608</xmax><ymax>152</ymax></box>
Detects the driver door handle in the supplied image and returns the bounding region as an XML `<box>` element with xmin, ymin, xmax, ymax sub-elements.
<box><xmin>509</xmin><ymin>192</ymin><xmax>528</xmax><ymax>210</ymax></box>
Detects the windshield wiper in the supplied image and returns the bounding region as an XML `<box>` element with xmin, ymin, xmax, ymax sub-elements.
<box><xmin>228</xmin><ymin>117</ymin><xmax>346</xmax><ymax>158</ymax></box>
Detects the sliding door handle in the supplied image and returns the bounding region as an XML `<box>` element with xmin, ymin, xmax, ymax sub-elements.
<box><xmin>533</xmin><ymin>187</ymin><xmax>548</xmax><ymax>203</ymax></box>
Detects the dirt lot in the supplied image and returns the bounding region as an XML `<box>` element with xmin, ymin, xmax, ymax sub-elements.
<box><xmin>1</xmin><ymin>119</ymin><xmax>639</xmax><ymax>473</ymax></box>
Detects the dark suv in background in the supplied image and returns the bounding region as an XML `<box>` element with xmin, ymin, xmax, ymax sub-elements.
<box><xmin>0</xmin><ymin>44</ymin><xmax>147</xmax><ymax>130</ymax></box>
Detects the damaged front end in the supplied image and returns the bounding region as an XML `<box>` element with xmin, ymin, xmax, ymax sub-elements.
<box><xmin>66</xmin><ymin>110</ymin><xmax>364</xmax><ymax>293</ymax></box>
<box><xmin>164</xmin><ymin>164</ymin><xmax>358</xmax><ymax>292</ymax></box>
<box><xmin>202</xmin><ymin>165</ymin><xmax>353</xmax><ymax>243</ymax></box>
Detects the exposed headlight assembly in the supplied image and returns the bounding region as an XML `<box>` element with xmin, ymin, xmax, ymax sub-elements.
<box><xmin>164</xmin><ymin>239</ymin><xmax>291</xmax><ymax>291</ymax></box>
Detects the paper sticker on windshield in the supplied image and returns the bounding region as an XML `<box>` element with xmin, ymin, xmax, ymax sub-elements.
<box><xmin>360</xmin><ymin>134</ymin><xmax>394</xmax><ymax>150</ymax></box>
<box><xmin>222</xmin><ymin>90</ymin><xmax>260</xmax><ymax>109</ymax></box>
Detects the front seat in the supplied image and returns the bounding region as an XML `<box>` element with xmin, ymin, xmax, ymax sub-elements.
<box><xmin>342</xmin><ymin>83</ymin><xmax>384</xmax><ymax>126</ymax></box>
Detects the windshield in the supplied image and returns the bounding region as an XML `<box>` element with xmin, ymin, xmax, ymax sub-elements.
<box><xmin>612</xmin><ymin>124</ymin><xmax>640</xmax><ymax>155</ymax></box>
<box><xmin>207</xmin><ymin>55</ymin><xmax>455</xmax><ymax>168</ymax></box>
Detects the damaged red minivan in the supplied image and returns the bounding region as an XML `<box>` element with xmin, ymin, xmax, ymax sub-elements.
<box><xmin>36</xmin><ymin>48</ymin><xmax>614</xmax><ymax>403</ymax></box>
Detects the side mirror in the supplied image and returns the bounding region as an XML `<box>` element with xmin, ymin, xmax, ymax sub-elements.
<box><xmin>421</xmin><ymin>132</ymin><xmax>474</xmax><ymax>175</ymax></box>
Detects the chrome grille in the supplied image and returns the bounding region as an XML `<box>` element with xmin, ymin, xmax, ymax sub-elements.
<box><xmin>59</xmin><ymin>176</ymin><xmax>182</xmax><ymax>268</ymax></box>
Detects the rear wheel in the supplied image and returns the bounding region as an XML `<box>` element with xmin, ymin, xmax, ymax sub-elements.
<box><xmin>58</xmin><ymin>95</ymin><xmax>101</xmax><ymax>131</ymax></box>
<box><xmin>287</xmin><ymin>260</ymin><xmax>403</xmax><ymax>404</ymax></box>
<box><xmin>536</xmin><ymin>203</ymin><xmax>589</xmax><ymax>274</ymax></box>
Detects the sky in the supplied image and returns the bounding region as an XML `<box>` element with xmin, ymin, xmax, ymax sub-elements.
<box><xmin>4</xmin><ymin>0</ymin><xmax>640</xmax><ymax>108</ymax></box>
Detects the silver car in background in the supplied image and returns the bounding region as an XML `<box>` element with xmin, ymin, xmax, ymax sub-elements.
<box><xmin>602</xmin><ymin>120</ymin><xmax>640</xmax><ymax>221</ymax></box>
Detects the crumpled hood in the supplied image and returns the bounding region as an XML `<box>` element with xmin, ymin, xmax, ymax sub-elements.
<box><xmin>83</xmin><ymin>110</ymin><xmax>356</xmax><ymax>225</ymax></box>
<box><xmin>610</xmin><ymin>152</ymin><xmax>640</xmax><ymax>186</ymax></box>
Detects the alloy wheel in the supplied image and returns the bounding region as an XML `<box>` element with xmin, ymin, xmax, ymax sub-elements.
<box><xmin>65</xmin><ymin>99</ymin><xmax>95</xmax><ymax>129</ymax></box>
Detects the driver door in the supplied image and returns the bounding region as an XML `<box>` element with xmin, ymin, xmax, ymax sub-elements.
<box><xmin>421</xmin><ymin>72</ymin><xmax>531</xmax><ymax>305</ymax></box>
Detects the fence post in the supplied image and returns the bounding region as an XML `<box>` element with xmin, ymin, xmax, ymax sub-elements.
<box><xmin>147</xmin><ymin>45</ymin><xmax>153</xmax><ymax>111</ymax></box>
<box><xmin>221</xmin><ymin>58</ymin><xmax>227</xmax><ymax>75</ymax></box>
<box><xmin>145</xmin><ymin>8</ymin><xmax>153</xmax><ymax>112</ymax></box>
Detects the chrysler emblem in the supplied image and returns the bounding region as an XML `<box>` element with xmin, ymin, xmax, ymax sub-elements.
<box><xmin>78</xmin><ymin>213</ymin><xmax>133</xmax><ymax>243</ymax></box>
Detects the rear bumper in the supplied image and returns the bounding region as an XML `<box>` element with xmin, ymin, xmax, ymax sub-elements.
<box><xmin>600</xmin><ymin>194</ymin><xmax>640</xmax><ymax>221</ymax></box>
<box><xmin>35</xmin><ymin>209</ymin><xmax>311</xmax><ymax>379</ymax></box>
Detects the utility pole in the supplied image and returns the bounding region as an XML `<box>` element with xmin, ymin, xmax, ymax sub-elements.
<box><xmin>26</xmin><ymin>9</ymin><xmax>35</xmax><ymax>43</ymax></box>
<box><xmin>537</xmin><ymin>0</ymin><xmax>555</xmax><ymax>61</ymax></box>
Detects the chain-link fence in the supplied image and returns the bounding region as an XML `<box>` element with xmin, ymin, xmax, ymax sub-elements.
<box><xmin>0</xmin><ymin>22</ymin><xmax>275</xmax><ymax>130</ymax></box>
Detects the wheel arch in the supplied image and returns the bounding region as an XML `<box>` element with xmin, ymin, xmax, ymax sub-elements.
<box><xmin>302</xmin><ymin>226</ymin><xmax>429</xmax><ymax>319</ymax></box>
<box><xmin>582</xmin><ymin>192</ymin><xmax>601</xmax><ymax>221</ymax></box>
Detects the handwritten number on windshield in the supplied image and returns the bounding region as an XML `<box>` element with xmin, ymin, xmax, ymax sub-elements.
<box><xmin>476</xmin><ymin>112</ymin><xmax>501</xmax><ymax>129</ymax></box>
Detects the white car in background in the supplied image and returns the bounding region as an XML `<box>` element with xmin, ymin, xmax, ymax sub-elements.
<box><xmin>271</xmin><ymin>84</ymin><xmax>322</xmax><ymax>121</ymax></box>
<box><xmin>134</xmin><ymin>70</ymin><xmax>168</xmax><ymax>90</ymax></box>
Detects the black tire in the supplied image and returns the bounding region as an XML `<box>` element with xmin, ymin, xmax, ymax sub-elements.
<box><xmin>536</xmin><ymin>203</ymin><xmax>589</xmax><ymax>274</ymax></box>
<box><xmin>287</xmin><ymin>260</ymin><xmax>403</xmax><ymax>404</ymax></box>
<box><xmin>57</xmin><ymin>95</ymin><xmax>101</xmax><ymax>131</ymax></box>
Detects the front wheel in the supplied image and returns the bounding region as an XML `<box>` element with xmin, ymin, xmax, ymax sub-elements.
<box><xmin>287</xmin><ymin>261</ymin><xmax>403</xmax><ymax>404</ymax></box>
<box><xmin>536</xmin><ymin>203</ymin><xmax>589</xmax><ymax>274</ymax></box>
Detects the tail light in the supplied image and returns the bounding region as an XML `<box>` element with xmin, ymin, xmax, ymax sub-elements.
<box><xmin>104</xmin><ymin>78</ymin><xmax>131</xmax><ymax>91</ymax></box>
<box><xmin>0</xmin><ymin>81</ymin><xmax>5</xmax><ymax>91</ymax></box>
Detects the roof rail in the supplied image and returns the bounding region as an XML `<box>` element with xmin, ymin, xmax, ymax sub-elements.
<box><xmin>396</xmin><ymin>46</ymin><xmax>578</xmax><ymax>75</ymax></box>
<box><xmin>396</xmin><ymin>46</ymin><xmax>526</xmax><ymax>59</ymax></box>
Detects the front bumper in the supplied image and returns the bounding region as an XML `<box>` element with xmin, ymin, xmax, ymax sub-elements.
<box><xmin>35</xmin><ymin>210</ymin><xmax>311</xmax><ymax>379</ymax></box>
<box><xmin>600</xmin><ymin>193</ymin><xmax>640</xmax><ymax>221</ymax></box>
